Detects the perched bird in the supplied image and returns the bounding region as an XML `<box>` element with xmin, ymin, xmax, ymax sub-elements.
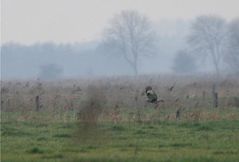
<box><xmin>145</xmin><ymin>86</ymin><xmax>158</xmax><ymax>103</ymax></box>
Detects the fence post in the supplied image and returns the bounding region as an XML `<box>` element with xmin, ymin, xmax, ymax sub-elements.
<box><xmin>212</xmin><ymin>84</ymin><xmax>218</xmax><ymax>108</ymax></box>
<box><xmin>35</xmin><ymin>95</ymin><xmax>40</xmax><ymax>111</ymax></box>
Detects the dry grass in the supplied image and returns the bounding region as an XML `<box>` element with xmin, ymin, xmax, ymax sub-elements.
<box><xmin>1</xmin><ymin>74</ymin><xmax>239</xmax><ymax>123</ymax></box>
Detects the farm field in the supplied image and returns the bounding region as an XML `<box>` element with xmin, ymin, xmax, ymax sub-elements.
<box><xmin>1</xmin><ymin>111</ymin><xmax>239</xmax><ymax>162</ymax></box>
<box><xmin>1</xmin><ymin>76</ymin><xmax>239</xmax><ymax>162</ymax></box>
<box><xmin>2</xmin><ymin>0</ymin><xmax>239</xmax><ymax>161</ymax></box>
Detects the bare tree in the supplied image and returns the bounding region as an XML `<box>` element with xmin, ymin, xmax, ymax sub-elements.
<box><xmin>188</xmin><ymin>15</ymin><xmax>227</xmax><ymax>108</ymax></box>
<box><xmin>188</xmin><ymin>15</ymin><xmax>227</xmax><ymax>78</ymax></box>
<box><xmin>225</xmin><ymin>18</ymin><xmax>239</xmax><ymax>74</ymax></box>
<box><xmin>103</xmin><ymin>10</ymin><xmax>157</xmax><ymax>75</ymax></box>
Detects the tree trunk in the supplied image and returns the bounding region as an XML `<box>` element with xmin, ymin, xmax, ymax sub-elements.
<box><xmin>133</xmin><ymin>64</ymin><xmax>138</xmax><ymax>76</ymax></box>
<box><xmin>215</xmin><ymin>63</ymin><xmax>220</xmax><ymax>80</ymax></box>
<box><xmin>133</xmin><ymin>53</ymin><xmax>138</xmax><ymax>76</ymax></box>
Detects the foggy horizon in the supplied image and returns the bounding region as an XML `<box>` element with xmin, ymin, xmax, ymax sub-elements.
<box><xmin>1</xmin><ymin>0</ymin><xmax>239</xmax><ymax>80</ymax></box>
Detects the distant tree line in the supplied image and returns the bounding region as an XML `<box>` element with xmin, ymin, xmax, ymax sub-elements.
<box><xmin>1</xmin><ymin>12</ymin><xmax>238</xmax><ymax>79</ymax></box>
<box><xmin>1</xmin><ymin>42</ymin><xmax>132</xmax><ymax>79</ymax></box>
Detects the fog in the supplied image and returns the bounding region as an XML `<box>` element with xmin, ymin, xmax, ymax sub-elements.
<box><xmin>1</xmin><ymin>0</ymin><xmax>239</xmax><ymax>80</ymax></box>
<box><xmin>1</xmin><ymin>21</ymin><xmax>185</xmax><ymax>79</ymax></box>
<box><xmin>0</xmin><ymin>21</ymin><xmax>201</xmax><ymax>79</ymax></box>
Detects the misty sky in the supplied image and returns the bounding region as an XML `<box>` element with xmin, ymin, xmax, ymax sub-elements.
<box><xmin>2</xmin><ymin>0</ymin><xmax>239</xmax><ymax>44</ymax></box>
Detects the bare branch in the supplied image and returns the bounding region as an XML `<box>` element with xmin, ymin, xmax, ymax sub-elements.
<box><xmin>103</xmin><ymin>10</ymin><xmax>157</xmax><ymax>75</ymax></box>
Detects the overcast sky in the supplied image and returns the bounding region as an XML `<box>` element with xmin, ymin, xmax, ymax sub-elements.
<box><xmin>2</xmin><ymin>0</ymin><xmax>239</xmax><ymax>44</ymax></box>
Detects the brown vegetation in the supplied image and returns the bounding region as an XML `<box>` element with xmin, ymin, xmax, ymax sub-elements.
<box><xmin>1</xmin><ymin>75</ymin><xmax>239</xmax><ymax>123</ymax></box>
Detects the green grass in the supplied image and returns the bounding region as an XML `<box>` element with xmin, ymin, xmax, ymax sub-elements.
<box><xmin>1</xmin><ymin>112</ymin><xmax>239</xmax><ymax>162</ymax></box>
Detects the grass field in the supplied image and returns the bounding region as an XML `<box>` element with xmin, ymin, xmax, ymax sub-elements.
<box><xmin>1</xmin><ymin>76</ymin><xmax>239</xmax><ymax>161</ymax></box>
<box><xmin>1</xmin><ymin>111</ymin><xmax>239</xmax><ymax>162</ymax></box>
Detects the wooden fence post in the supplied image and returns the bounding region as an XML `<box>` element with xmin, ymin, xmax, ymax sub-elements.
<box><xmin>212</xmin><ymin>84</ymin><xmax>218</xmax><ymax>108</ymax></box>
<box><xmin>35</xmin><ymin>95</ymin><xmax>40</xmax><ymax>111</ymax></box>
